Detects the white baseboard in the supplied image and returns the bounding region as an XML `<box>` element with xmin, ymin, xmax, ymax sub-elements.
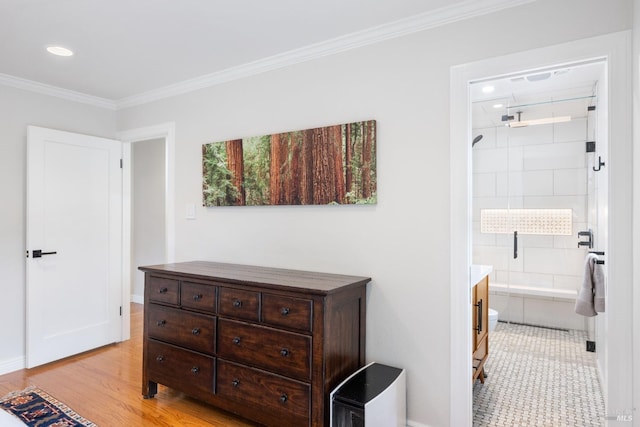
<box><xmin>131</xmin><ymin>294</ymin><xmax>144</xmax><ymax>304</ymax></box>
<box><xmin>407</xmin><ymin>420</ymin><xmax>433</xmax><ymax>427</ymax></box>
<box><xmin>0</xmin><ymin>356</ymin><xmax>25</xmax><ymax>376</ymax></box>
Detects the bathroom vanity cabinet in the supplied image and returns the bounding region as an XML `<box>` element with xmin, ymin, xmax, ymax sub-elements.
<box><xmin>472</xmin><ymin>275</ymin><xmax>489</xmax><ymax>383</ymax></box>
<box><xmin>139</xmin><ymin>261</ymin><xmax>370</xmax><ymax>427</ymax></box>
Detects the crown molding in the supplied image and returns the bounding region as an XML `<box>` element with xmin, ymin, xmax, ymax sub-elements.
<box><xmin>0</xmin><ymin>73</ymin><xmax>117</xmax><ymax>110</ymax></box>
<box><xmin>118</xmin><ymin>0</ymin><xmax>536</xmax><ymax>109</ymax></box>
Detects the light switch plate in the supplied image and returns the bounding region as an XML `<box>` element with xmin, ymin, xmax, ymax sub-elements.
<box><xmin>186</xmin><ymin>203</ymin><xmax>196</xmax><ymax>220</ymax></box>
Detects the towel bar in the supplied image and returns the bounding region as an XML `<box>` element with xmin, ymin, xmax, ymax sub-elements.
<box><xmin>589</xmin><ymin>251</ymin><xmax>605</xmax><ymax>265</ymax></box>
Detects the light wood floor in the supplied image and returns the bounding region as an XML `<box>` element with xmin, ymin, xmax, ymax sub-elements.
<box><xmin>0</xmin><ymin>303</ymin><xmax>256</xmax><ymax>426</ymax></box>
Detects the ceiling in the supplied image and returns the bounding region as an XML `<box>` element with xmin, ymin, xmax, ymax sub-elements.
<box><xmin>1</xmin><ymin>0</ymin><xmax>490</xmax><ymax>104</ymax></box>
<box><xmin>471</xmin><ymin>61</ymin><xmax>604</xmax><ymax>129</ymax></box>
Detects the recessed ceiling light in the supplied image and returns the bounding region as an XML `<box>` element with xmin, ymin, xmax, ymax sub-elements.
<box><xmin>46</xmin><ymin>46</ymin><xmax>74</xmax><ymax>57</ymax></box>
<box><xmin>482</xmin><ymin>85</ymin><xmax>495</xmax><ymax>94</ymax></box>
<box><xmin>493</xmin><ymin>103</ymin><xmax>504</xmax><ymax>109</ymax></box>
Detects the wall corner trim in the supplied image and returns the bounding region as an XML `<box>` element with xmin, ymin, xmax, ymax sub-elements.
<box><xmin>0</xmin><ymin>73</ymin><xmax>117</xmax><ymax>110</ymax></box>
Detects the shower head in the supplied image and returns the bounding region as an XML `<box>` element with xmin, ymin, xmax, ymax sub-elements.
<box><xmin>472</xmin><ymin>134</ymin><xmax>483</xmax><ymax>147</ymax></box>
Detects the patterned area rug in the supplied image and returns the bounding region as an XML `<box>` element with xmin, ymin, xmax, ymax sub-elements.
<box><xmin>0</xmin><ymin>386</ymin><xmax>97</xmax><ymax>426</ymax></box>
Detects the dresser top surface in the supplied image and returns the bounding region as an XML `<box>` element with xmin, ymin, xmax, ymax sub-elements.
<box><xmin>139</xmin><ymin>261</ymin><xmax>371</xmax><ymax>294</ymax></box>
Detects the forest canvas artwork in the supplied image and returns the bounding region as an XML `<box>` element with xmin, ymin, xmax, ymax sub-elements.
<box><xmin>202</xmin><ymin>120</ymin><xmax>377</xmax><ymax>207</ymax></box>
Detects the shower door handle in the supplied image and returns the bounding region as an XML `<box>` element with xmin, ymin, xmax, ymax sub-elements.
<box><xmin>513</xmin><ymin>231</ymin><xmax>518</xmax><ymax>259</ymax></box>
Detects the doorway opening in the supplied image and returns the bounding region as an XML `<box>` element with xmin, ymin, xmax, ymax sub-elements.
<box><xmin>449</xmin><ymin>32</ymin><xmax>633</xmax><ymax>427</ymax></box>
<box><xmin>118</xmin><ymin>122</ymin><xmax>176</xmax><ymax>340</ymax></box>
<box><xmin>469</xmin><ymin>60</ymin><xmax>607</xmax><ymax>425</ymax></box>
<box><xmin>131</xmin><ymin>138</ymin><xmax>166</xmax><ymax>304</ymax></box>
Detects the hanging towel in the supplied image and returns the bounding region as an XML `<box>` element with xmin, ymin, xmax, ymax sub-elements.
<box><xmin>575</xmin><ymin>253</ymin><xmax>605</xmax><ymax>316</ymax></box>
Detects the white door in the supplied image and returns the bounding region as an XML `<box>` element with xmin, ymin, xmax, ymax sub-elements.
<box><xmin>26</xmin><ymin>126</ymin><xmax>122</xmax><ymax>368</ymax></box>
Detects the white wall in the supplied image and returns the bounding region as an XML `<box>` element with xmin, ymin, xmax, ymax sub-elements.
<box><xmin>117</xmin><ymin>1</ymin><xmax>632</xmax><ymax>425</ymax></box>
<box><xmin>0</xmin><ymin>85</ymin><xmax>116</xmax><ymax>373</ymax></box>
<box><xmin>132</xmin><ymin>139</ymin><xmax>166</xmax><ymax>301</ymax></box>
<box><xmin>632</xmin><ymin>0</ymin><xmax>640</xmax><ymax>421</ymax></box>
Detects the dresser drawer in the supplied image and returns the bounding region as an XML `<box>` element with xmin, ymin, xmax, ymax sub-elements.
<box><xmin>148</xmin><ymin>275</ymin><xmax>179</xmax><ymax>305</ymax></box>
<box><xmin>147</xmin><ymin>339</ymin><xmax>214</xmax><ymax>395</ymax></box>
<box><xmin>217</xmin><ymin>360</ymin><xmax>309</xmax><ymax>425</ymax></box>
<box><xmin>262</xmin><ymin>294</ymin><xmax>312</xmax><ymax>333</ymax></box>
<box><xmin>148</xmin><ymin>304</ymin><xmax>216</xmax><ymax>354</ymax></box>
<box><xmin>181</xmin><ymin>281</ymin><xmax>217</xmax><ymax>313</ymax></box>
<box><xmin>218</xmin><ymin>319</ymin><xmax>311</xmax><ymax>381</ymax></box>
<box><xmin>219</xmin><ymin>287</ymin><xmax>260</xmax><ymax>321</ymax></box>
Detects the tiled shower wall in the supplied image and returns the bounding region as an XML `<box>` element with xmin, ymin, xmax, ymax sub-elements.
<box><xmin>472</xmin><ymin>119</ymin><xmax>590</xmax><ymax>330</ymax></box>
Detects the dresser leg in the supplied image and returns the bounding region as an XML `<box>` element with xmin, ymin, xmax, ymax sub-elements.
<box><xmin>143</xmin><ymin>381</ymin><xmax>158</xmax><ymax>399</ymax></box>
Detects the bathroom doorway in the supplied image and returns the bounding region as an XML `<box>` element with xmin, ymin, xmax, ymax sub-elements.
<box><xmin>469</xmin><ymin>60</ymin><xmax>607</xmax><ymax>426</ymax></box>
<box><xmin>449</xmin><ymin>32</ymin><xmax>633</xmax><ymax>427</ymax></box>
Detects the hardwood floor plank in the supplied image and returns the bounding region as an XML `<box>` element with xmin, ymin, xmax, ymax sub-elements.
<box><xmin>0</xmin><ymin>303</ymin><xmax>256</xmax><ymax>426</ymax></box>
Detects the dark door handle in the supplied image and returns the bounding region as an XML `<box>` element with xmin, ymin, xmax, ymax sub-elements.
<box><xmin>475</xmin><ymin>298</ymin><xmax>483</xmax><ymax>334</ymax></box>
<box><xmin>513</xmin><ymin>231</ymin><xmax>518</xmax><ymax>259</ymax></box>
<box><xmin>32</xmin><ymin>249</ymin><xmax>57</xmax><ymax>258</ymax></box>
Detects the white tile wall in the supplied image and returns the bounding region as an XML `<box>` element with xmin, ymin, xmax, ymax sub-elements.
<box><xmin>523</xmin><ymin>141</ymin><xmax>586</xmax><ymax>170</ymax></box>
<box><xmin>524</xmin><ymin>195</ymin><xmax>587</xmax><ymax>222</ymax></box>
<box><xmin>554</xmin><ymin>168</ymin><xmax>587</xmax><ymax>196</ymax></box>
<box><xmin>553</xmin><ymin>118</ymin><xmax>587</xmax><ymax>143</ymax></box>
<box><xmin>473</xmin><ymin>245</ymin><xmax>509</xmax><ymax>271</ymax></box>
<box><xmin>504</xmin><ymin>122</ymin><xmax>554</xmax><ymax>147</ymax></box>
<box><xmin>473</xmin><ymin>148</ymin><xmax>509</xmax><ymax>173</ymax></box>
<box><xmin>473</xmin><ymin>221</ymin><xmax>496</xmax><ymax>246</ymax></box>
<box><xmin>473</xmin><ymin>173</ymin><xmax>496</xmax><ymax>197</ymax></box>
<box><xmin>519</xmin><ymin>233</ymin><xmax>554</xmax><ymax>248</ymax></box>
<box><xmin>507</xmin><ymin>170</ymin><xmax>554</xmax><ymax>196</ymax></box>
<box><xmin>523</xmin><ymin>247</ymin><xmax>586</xmax><ymax>276</ymax></box>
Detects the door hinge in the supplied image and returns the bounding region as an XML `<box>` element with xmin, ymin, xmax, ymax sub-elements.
<box><xmin>120</xmin><ymin>306</ymin><xmax>122</xmax><ymax>316</ymax></box>
<box><xmin>120</xmin><ymin>159</ymin><xmax>123</xmax><ymax>169</ymax></box>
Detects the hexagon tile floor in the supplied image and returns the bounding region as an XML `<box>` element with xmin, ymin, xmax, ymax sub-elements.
<box><xmin>473</xmin><ymin>322</ymin><xmax>605</xmax><ymax>426</ymax></box>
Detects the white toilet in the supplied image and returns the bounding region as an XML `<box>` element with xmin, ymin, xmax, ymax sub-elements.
<box><xmin>488</xmin><ymin>308</ymin><xmax>499</xmax><ymax>332</ymax></box>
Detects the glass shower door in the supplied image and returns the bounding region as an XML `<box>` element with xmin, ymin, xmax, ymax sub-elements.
<box><xmin>472</xmin><ymin>71</ymin><xmax>598</xmax><ymax>331</ymax></box>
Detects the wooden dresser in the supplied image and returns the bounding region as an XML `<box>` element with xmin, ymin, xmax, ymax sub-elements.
<box><xmin>139</xmin><ymin>261</ymin><xmax>370</xmax><ymax>427</ymax></box>
<box><xmin>472</xmin><ymin>274</ymin><xmax>489</xmax><ymax>383</ymax></box>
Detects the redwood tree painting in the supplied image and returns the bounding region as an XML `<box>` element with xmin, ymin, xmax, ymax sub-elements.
<box><xmin>202</xmin><ymin>120</ymin><xmax>377</xmax><ymax>206</ymax></box>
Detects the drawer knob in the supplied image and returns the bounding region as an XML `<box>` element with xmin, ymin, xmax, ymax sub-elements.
<box><xmin>156</xmin><ymin>355</ymin><xmax>164</xmax><ymax>362</ymax></box>
<box><xmin>280</xmin><ymin>348</ymin><xmax>289</xmax><ymax>357</ymax></box>
<box><xmin>232</xmin><ymin>337</ymin><xmax>241</xmax><ymax>345</ymax></box>
<box><xmin>193</xmin><ymin>294</ymin><xmax>202</xmax><ymax>301</ymax></box>
<box><xmin>191</xmin><ymin>328</ymin><xmax>201</xmax><ymax>335</ymax></box>
<box><xmin>232</xmin><ymin>379</ymin><xmax>240</xmax><ymax>387</ymax></box>
<box><xmin>158</xmin><ymin>287</ymin><xmax>168</xmax><ymax>294</ymax></box>
<box><xmin>191</xmin><ymin>367</ymin><xmax>200</xmax><ymax>374</ymax></box>
<box><xmin>280</xmin><ymin>393</ymin><xmax>288</xmax><ymax>403</ymax></box>
<box><xmin>156</xmin><ymin>320</ymin><xmax>166</xmax><ymax>327</ymax></box>
<box><xmin>280</xmin><ymin>307</ymin><xmax>290</xmax><ymax>316</ymax></box>
<box><xmin>233</xmin><ymin>299</ymin><xmax>242</xmax><ymax>308</ymax></box>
